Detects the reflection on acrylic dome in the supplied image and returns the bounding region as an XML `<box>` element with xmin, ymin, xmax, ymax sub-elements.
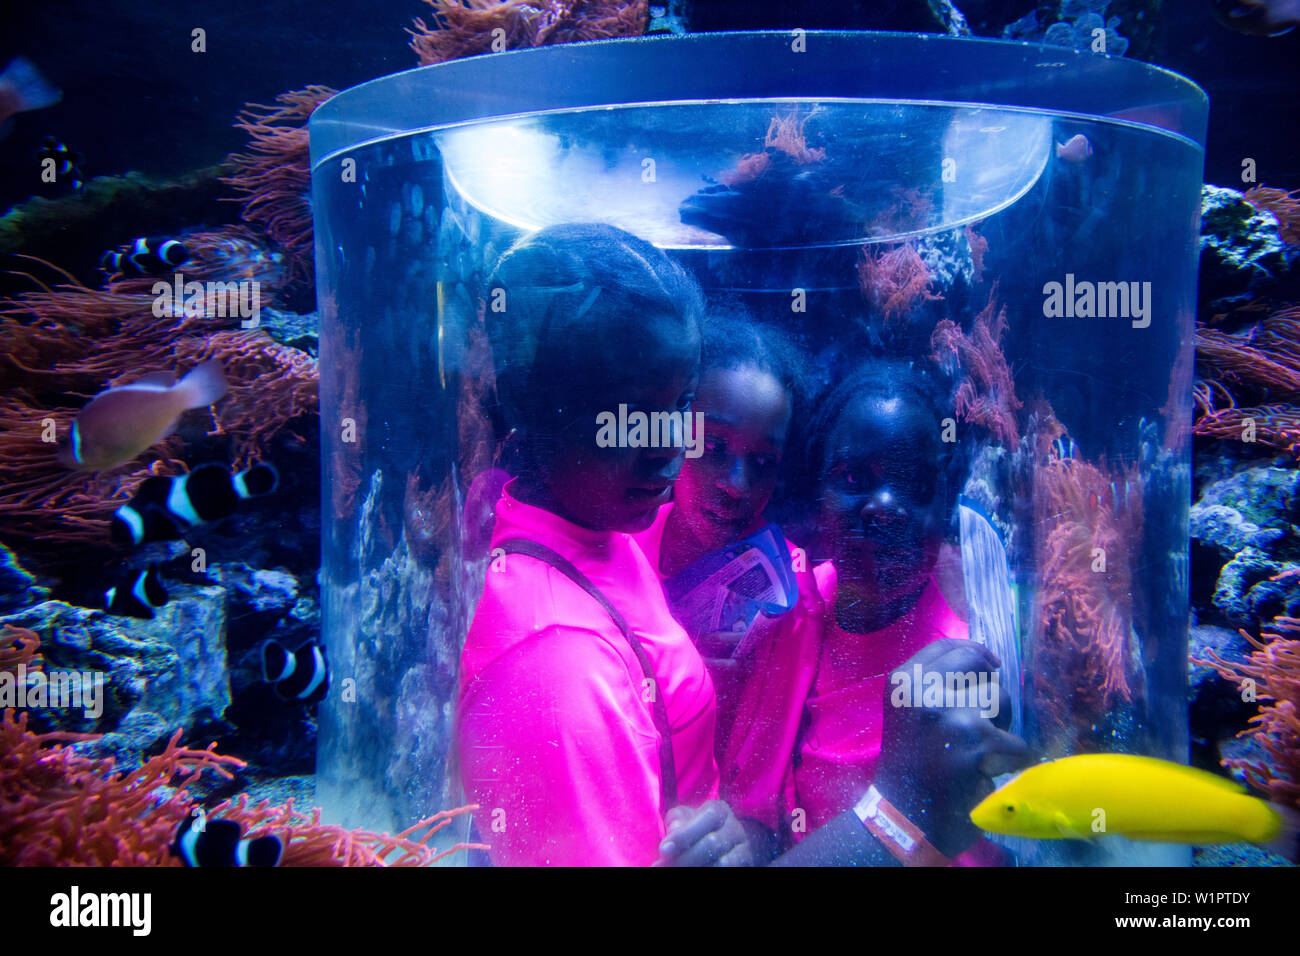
<box><xmin>435</xmin><ymin>103</ymin><xmax>1052</xmax><ymax>249</ymax></box>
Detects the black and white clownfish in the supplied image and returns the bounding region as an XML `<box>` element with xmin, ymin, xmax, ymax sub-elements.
<box><xmin>261</xmin><ymin>639</ymin><xmax>329</xmax><ymax>706</ymax></box>
<box><xmin>37</xmin><ymin>137</ymin><xmax>83</xmax><ymax>190</ymax></box>
<box><xmin>99</xmin><ymin>235</ymin><xmax>191</xmax><ymax>277</ymax></box>
<box><xmin>111</xmin><ymin>462</ymin><xmax>278</xmax><ymax>546</ymax></box>
<box><xmin>104</xmin><ymin>565</ymin><xmax>168</xmax><ymax>620</ymax></box>
<box><xmin>56</xmin><ymin>359</ymin><xmax>228</xmax><ymax>472</ymax></box>
<box><xmin>172</xmin><ymin>812</ymin><xmax>282</xmax><ymax>868</ymax></box>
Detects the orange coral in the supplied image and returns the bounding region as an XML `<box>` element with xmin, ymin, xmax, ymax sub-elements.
<box><xmin>1031</xmin><ymin>452</ymin><xmax>1144</xmax><ymax>753</ymax></box>
<box><xmin>1192</xmin><ymin>305</ymin><xmax>1300</xmax><ymax>458</ymax></box>
<box><xmin>407</xmin><ymin>0</ymin><xmax>648</xmax><ymax>66</ymax></box>
<box><xmin>0</xmin><ymin>710</ymin><xmax>241</xmax><ymax>866</ymax></box>
<box><xmin>1244</xmin><ymin>186</ymin><xmax>1300</xmax><ymax>247</ymax></box>
<box><xmin>763</xmin><ymin>110</ymin><xmax>826</xmax><ymax>166</ymax></box>
<box><xmin>1</xmin><ymin>626</ymin><xmax>42</xmax><ymax>672</ymax></box>
<box><xmin>869</xmin><ymin>186</ymin><xmax>934</xmax><ymax>237</ymax></box>
<box><xmin>1194</xmin><ymin>403</ymin><xmax>1300</xmax><ymax>459</ymax></box>
<box><xmin>222</xmin><ymin>86</ymin><xmax>337</xmax><ymax>291</ymax></box>
<box><xmin>1198</xmin><ymin>324</ymin><xmax>1300</xmax><ymax>398</ymax></box>
<box><xmin>859</xmin><ymin>242</ymin><xmax>942</xmax><ymax>326</ymax></box>
<box><xmin>1199</xmin><ymin>609</ymin><xmax>1300</xmax><ymax>811</ymax></box>
<box><xmin>0</xmin><ymin>264</ymin><xmax>317</xmax><ymax>547</ymax></box>
<box><xmin>0</xmin><ymin>709</ymin><xmax>485</xmax><ymax>866</ymax></box>
<box><xmin>1</xmin><ymin>631</ymin><xmax>487</xmax><ymax>866</ymax></box>
<box><xmin>930</xmin><ymin>283</ymin><xmax>1021</xmax><ymax>449</ymax></box>
<box><xmin>206</xmin><ymin>794</ymin><xmax>484</xmax><ymax>866</ymax></box>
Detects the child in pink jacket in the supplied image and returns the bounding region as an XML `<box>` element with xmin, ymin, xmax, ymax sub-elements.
<box><xmin>457</xmin><ymin>223</ymin><xmax>741</xmax><ymax>866</ymax></box>
<box><xmin>632</xmin><ymin>309</ymin><xmax>821</xmax><ymax>856</ymax></box>
<box><xmin>794</xmin><ymin>360</ymin><xmax>1019</xmax><ymax>866</ymax></box>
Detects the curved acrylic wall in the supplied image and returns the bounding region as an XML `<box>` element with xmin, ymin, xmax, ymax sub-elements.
<box><xmin>310</xmin><ymin>32</ymin><xmax>1206</xmax><ymax>864</ymax></box>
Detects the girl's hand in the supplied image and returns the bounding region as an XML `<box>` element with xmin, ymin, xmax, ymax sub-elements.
<box><xmin>655</xmin><ymin>801</ymin><xmax>755</xmax><ymax>867</ymax></box>
<box><xmin>873</xmin><ymin>639</ymin><xmax>1033</xmax><ymax>858</ymax></box>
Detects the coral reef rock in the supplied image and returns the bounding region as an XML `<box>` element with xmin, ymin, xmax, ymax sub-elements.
<box><xmin>0</xmin><ymin>588</ymin><xmax>231</xmax><ymax>742</ymax></box>
<box><xmin>1002</xmin><ymin>0</ymin><xmax>1130</xmax><ymax>56</ymax></box>
<box><xmin>1200</xmin><ymin>185</ymin><xmax>1299</xmax><ymax>317</ymax></box>
<box><xmin>1191</xmin><ymin>466</ymin><xmax>1300</xmax><ymax>623</ymax></box>
<box><xmin>0</xmin><ymin>543</ymin><xmax>49</xmax><ymax>613</ymax></box>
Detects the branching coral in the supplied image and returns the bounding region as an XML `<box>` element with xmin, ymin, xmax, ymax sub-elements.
<box><xmin>407</xmin><ymin>0</ymin><xmax>647</xmax><ymax>66</ymax></box>
<box><xmin>208</xmin><ymin>794</ymin><xmax>484</xmax><ymax>866</ymax></box>
<box><xmin>868</xmin><ymin>186</ymin><xmax>934</xmax><ymax>237</ymax></box>
<box><xmin>1198</xmin><ymin>598</ymin><xmax>1300</xmax><ymax>811</ymax></box>
<box><xmin>1031</xmin><ymin>452</ymin><xmax>1145</xmax><ymax>753</ymax></box>
<box><xmin>762</xmin><ymin>110</ymin><xmax>826</xmax><ymax>167</ymax></box>
<box><xmin>930</xmin><ymin>283</ymin><xmax>1021</xmax><ymax>449</ymax></box>
<box><xmin>222</xmin><ymin>86</ymin><xmax>336</xmax><ymax>291</ymax></box>
<box><xmin>1</xmin><ymin>625</ymin><xmax>42</xmax><ymax>672</ymax></box>
<box><xmin>859</xmin><ymin>242</ymin><xmax>942</xmax><ymax>326</ymax></box>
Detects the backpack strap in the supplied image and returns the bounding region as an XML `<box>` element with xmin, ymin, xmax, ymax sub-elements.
<box><xmin>497</xmin><ymin>538</ymin><xmax>679</xmax><ymax>811</ymax></box>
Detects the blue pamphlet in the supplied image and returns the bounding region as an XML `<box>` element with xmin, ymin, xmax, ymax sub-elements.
<box><xmin>663</xmin><ymin>523</ymin><xmax>799</xmax><ymax>659</ymax></box>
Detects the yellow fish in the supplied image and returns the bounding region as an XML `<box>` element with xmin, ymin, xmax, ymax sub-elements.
<box><xmin>970</xmin><ymin>753</ymin><xmax>1297</xmax><ymax>854</ymax></box>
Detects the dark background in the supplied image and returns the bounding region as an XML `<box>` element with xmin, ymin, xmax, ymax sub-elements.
<box><xmin>0</xmin><ymin>0</ymin><xmax>1297</xmax><ymax>218</ymax></box>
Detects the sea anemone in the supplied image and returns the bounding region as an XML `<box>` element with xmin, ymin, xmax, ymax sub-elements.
<box><xmin>1198</xmin><ymin>590</ymin><xmax>1300</xmax><ymax>811</ymax></box>
<box><xmin>0</xmin><ymin>260</ymin><xmax>317</xmax><ymax>548</ymax></box>
<box><xmin>407</xmin><ymin>0</ymin><xmax>648</xmax><ymax>66</ymax></box>
<box><xmin>1</xmin><ymin>628</ymin><xmax>485</xmax><ymax>866</ymax></box>
<box><xmin>222</xmin><ymin>86</ymin><xmax>337</xmax><ymax>292</ymax></box>
<box><xmin>1029</xmin><ymin>448</ymin><xmax>1145</xmax><ymax>754</ymax></box>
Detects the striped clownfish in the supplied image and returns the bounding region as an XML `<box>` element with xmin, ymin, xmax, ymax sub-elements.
<box><xmin>111</xmin><ymin>462</ymin><xmax>278</xmax><ymax>547</ymax></box>
<box><xmin>56</xmin><ymin>360</ymin><xmax>228</xmax><ymax>472</ymax></box>
<box><xmin>261</xmin><ymin>640</ymin><xmax>329</xmax><ymax>707</ymax></box>
<box><xmin>104</xmin><ymin>565</ymin><xmax>168</xmax><ymax>620</ymax></box>
<box><xmin>99</xmin><ymin>235</ymin><xmax>191</xmax><ymax>277</ymax></box>
<box><xmin>172</xmin><ymin>812</ymin><xmax>282</xmax><ymax>867</ymax></box>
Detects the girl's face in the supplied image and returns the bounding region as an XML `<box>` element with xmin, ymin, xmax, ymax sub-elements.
<box><xmin>539</xmin><ymin>312</ymin><xmax>700</xmax><ymax>534</ymax></box>
<box><xmin>820</xmin><ymin>390</ymin><xmax>948</xmax><ymax>606</ymax></box>
<box><xmin>671</xmin><ymin>364</ymin><xmax>790</xmax><ymax>552</ymax></box>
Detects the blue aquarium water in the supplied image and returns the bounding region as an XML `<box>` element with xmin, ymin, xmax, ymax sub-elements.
<box><xmin>310</xmin><ymin>32</ymin><xmax>1206</xmax><ymax>864</ymax></box>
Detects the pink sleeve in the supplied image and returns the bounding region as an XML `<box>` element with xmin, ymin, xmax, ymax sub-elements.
<box><xmin>458</xmin><ymin>624</ymin><xmax>668</xmax><ymax>866</ymax></box>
